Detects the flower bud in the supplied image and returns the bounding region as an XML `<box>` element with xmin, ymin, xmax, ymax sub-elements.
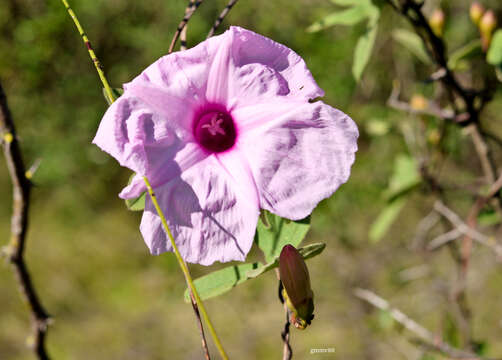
<box><xmin>279</xmin><ymin>244</ymin><xmax>314</xmax><ymax>330</ymax></box>
<box><xmin>480</xmin><ymin>10</ymin><xmax>497</xmax><ymax>50</ymax></box>
<box><xmin>429</xmin><ymin>8</ymin><xmax>445</xmax><ymax>37</ymax></box>
<box><xmin>470</xmin><ymin>2</ymin><xmax>485</xmax><ymax>26</ymax></box>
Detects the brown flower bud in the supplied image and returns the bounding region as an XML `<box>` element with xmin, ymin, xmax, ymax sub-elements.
<box><xmin>279</xmin><ymin>244</ymin><xmax>315</xmax><ymax>329</ymax></box>
<box><xmin>480</xmin><ymin>10</ymin><xmax>497</xmax><ymax>50</ymax></box>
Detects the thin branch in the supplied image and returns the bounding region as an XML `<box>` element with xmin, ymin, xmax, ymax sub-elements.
<box><xmin>427</xmin><ymin>228</ymin><xmax>462</xmax><ymax>251</ymax></box>
<box><xmin>189</xmin><ymin>291</ymin><xmax>211</xmax><ymax>360</ymax></box>
<box><xmin>206</xmin><ymin>0</ymin><xmax>239</xmax><ymax>38</ymax></box>
<box><xmin>168</xmin><ymin>0</ymin><xmax>204</xmax><ymax>54</ymax></box>
<box><xmin>353</xmin><ymin>288</ymin><xmax>499</xmax><ymax>360</ymax></box>
<box><xmin>0</xmin><ymin>81</ymin><xmax>51</xmax><ymax>359</ymax></box>
<box><xmin>277</xmin><ymin>273</ymin><xmax>292</xmax><ymax>360</ymax></box>
<box><xmin>180</xmin><ymin>0</ymin><xmax>195</xmax><ymax>51</ymax></box>
<box><xmin>433</xmin><ymin>200</ymin><xmax>502</xmax><ymax>260</ymax></box>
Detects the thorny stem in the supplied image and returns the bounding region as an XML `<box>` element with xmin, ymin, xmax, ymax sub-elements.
<box><xmin>61</xmin><ymin>2</ymin><xmax>229</xmax><ymax>359</ymax></box>
<box><xmin>0</xmin><ymin>81</ymin><xmax>51</xmax><ymax>359</ymax></box>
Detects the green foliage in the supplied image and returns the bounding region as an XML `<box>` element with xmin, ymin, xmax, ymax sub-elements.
<box><xmin>487</xmin><ymin>30</ymin><xmax>502</xmax><ymax>65</ymax></box>
<box><xmin>184</xmin><ymin>243</ymin><xmax>325</xmax><ymax>302</ymax></box>
<box><xmin>124</xmin><ymin>174</ymin><xmax>146</xmax><ymax>211</ymax></box>
<box><xmin>255</xmin><ymin>212</ymin><xmax>311</xmax><ymax>262</ymax></box>
<box><xmin>392</xmin><ymin>29</ymin><xmax>431</xmax><ymax>64</ymax></box>
<box><xmin>183</xmin><ymin>262</ymin><xmax>261</xmax><ymax>302</ymax></box>
<box><xmin>369</xmin><ymin>154</ymin><xmax>420</xmax><ymax>243</ymax></box>
<box><xmin>448</xmin><ymin>39</ymin><xmax>482</xmax><ymax>70</ymax></box>
<box><xmin>103</xmin><ymin>87</ymin><xmax>124</xmax><ymax>106</ymax></box>
<box><xmin>384</xmin><ymin>154</ymin><xmax>421</xmax><ymax>201</ymax></box>
<box><xmin>307</xmin><ymin>0</ymin><xmax>381</xmax><ymax>81</ymax></box>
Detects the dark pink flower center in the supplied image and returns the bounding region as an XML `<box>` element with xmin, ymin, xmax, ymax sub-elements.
<box><xmin>193</xmin><ymin>108</ymin><xmax>236</xmax><ymax>153</ymax></box>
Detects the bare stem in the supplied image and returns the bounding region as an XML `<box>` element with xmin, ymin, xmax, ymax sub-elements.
<box><xmin>168</xmin><ymin>0</ymin><xmax>204</xmax><ymax>54</ymax></box>
<box><xmin>190</xmin><ymin>291</ymin><xmax>211</xmax><ymax>360</ymax></box>
<box><xmin>0</xmin><ymin>81</ymin><xmax>51</xmax><ymax>359</ymax></box>
<box><xmin>206</xmin><ymin>0</ymin><xmax>240</xmax><ymax>38</ymax></box>
<box><xmin>353</xmin><ymin>288</ymin><xmax>499</xmax><ymax>360</ymax></box>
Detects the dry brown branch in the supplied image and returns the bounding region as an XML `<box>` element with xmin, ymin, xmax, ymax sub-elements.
<box><xmin>0</xmin><ymin>81</ymin><xmax>51</xmax><ymax>359</ymax></box>
<box><xmin>189</xmin><ymin>291</ymin><xmax>211</xmax><ymax>360</ymax></box>
<box><xmin>353</xmin><ymin>288</ymin><xmax>499</xmax><ymax>360</ymax></box>
<box><xmin>206</xmin><ymin>0</ymin><xmax>239</xmax><ymax>38</ymax></box>
<box><xmin>180</xmin><ymin>0</ymin><xmax>195</xmax><ymax>51</ymax></box>
<box><xmin>433</xmin><ymin>200</ymin><xmax>502</xmax><ymax>260</ymax></box>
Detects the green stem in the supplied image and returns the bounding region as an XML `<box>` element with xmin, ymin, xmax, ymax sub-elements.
<box><xmin>143</xmin><ymin>177</ymin><xmax>228</xmax><ymax>360</ymax></box>
<box><xmin>60</xmin><ymin>0</ymin><xmax>115</xmax><ymax>103</ymax></box>
<box><xmin>61</xmin><ymin>2</ymin><xmax>229</xmax><ymax>358</ymax></box>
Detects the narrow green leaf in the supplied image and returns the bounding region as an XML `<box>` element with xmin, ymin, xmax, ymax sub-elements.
<box><xmin>384</xmin><ymin>154</ymin><xmax>421</xmax><ymax>201</ymax></box>
<box><xmin>352</xmin><ymin>23</ymin><xmax>378</xmax><ymax>81</ymax></box>
<box><xmin>102</xmin><ymin>87</ymin><xmax>124</xmax><ymax>106</ymax></box>
<box><xmin>307</xmin><ymin>6</ymin><xmax>368</xmax><ymax>33</ymax></box>
<box><xmin>183</xmin><ymin>243</ymin><xmax>326</xmax><ymax>302</ymax></box>
<box><xmin>124</xmin><ymin>173</ymin><xmax>146</xmax><ymax>211</ymax></box>
<box><xmin>448</xmin><ymin>39</ymin><xmax>482</xmax><ymax>70</ymax></box>
<box><xmin>125</xmin><ymin>192</ymin><xmax>146</xmax><ymax>211</ymax></box>
<box><xmin>255</xmin><ymin>211</ymin><xmax>310</xmax><ymax>263</ymax></box>
<box><xmin>392</xmin><ymin>29</ymin><xmax>431</xmax><ymax>64</ymax></box>
<box><xmin>329</xmin><ymin>0</ymin><xmax>362</xmax><ymax>5</ymax></box>
<box><xmin>183</xmin><ymin>262</ymin><xmax>261</xmax><ymax>302</ymax></box>
<box><xmin>369</xmin><ymin>197</ymin><xmax>407</xmax><ymax>243</ymax></box>
<box><xmin>487</xmin><ymin>29</ymin><xmax>502</xmax><ymax>65</ymax></box>
<box><xmin>246</xmin><ymin>243</ymin><xmax>326</xmax><ymax>278</ymax></box>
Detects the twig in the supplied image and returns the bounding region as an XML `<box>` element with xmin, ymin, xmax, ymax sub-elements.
<box><xmin>433</xmin><ymin>200</ymin><xmax>502</xmax><ymax>259</ymax></box>
<box><xmin>206</xmin><ymin>0</ymin><xmax>239</xmax><ymax>38</ymax></box>
<box><xmin>427</xmin><ymin>228</ymin><xmax>462</xmax><ymax>251</ymax></box>
<box><xmin>168</xmin><ymin>0</ymin><xmax>204</xmax><ymax>54</ymax></box>
<box><xmin>277</xmin><ymin>280</ymin><xmax>292</xmax><ymax>360</ymax></box>
<box><xmin>180</xmin><ymin>0</ymin><xmax>195</xmax><ymax>51</ymax></box>
<box><xmin>0</xmin><ymin>81</ymin><xmax>51</xmax><ymax>359</ymax></box>
<box><xmin>190</xmin><ymin>291</ymin><xmax>211</xmax><ymax>360</ymax></box>
<box><xmin>353</xmin><ymin>288</ymin><xmax>498</xmax><ymax>360</ymax></box>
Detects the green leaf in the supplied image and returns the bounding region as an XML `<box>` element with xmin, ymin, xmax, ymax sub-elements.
<box><xmin>384</xmin><ymin>154</ymin><xmax>421</xmax><ymax>200</ymax></box>
<box><xmin>448</xmin><ymin>39</ymin><xmax>482</xmax><ymax>70</ymax></box>
<box><xmin>246</xmin><ymin>242</ymin><xmax>326</xmax><ymax>278</ymax></box>
<box><xmin>369</xmin><ymin>197</ymin><xmax>407</xmax><ymax>243</ymax></box>
<box><xmin>255</xmin><ymin>211</ymin><xmax>311</xmax><ymax>263</ymax></box>
<box><xmin>183</xmin><ymin>262</ymin><xmax>261</xmax><ymax>302</ymax></box>
<box><xmin>329</xmin><ymin>0</ymin><xmax>362</xmax><ymax>5</ymax></box>
<box><xmin>352</xmin><ymin>23</ymin><xmax>378</xmax><ymax>81</ymax></box>
<box><xmin>183</xmin><ymin>243</ymin><xmax>326</xmax><ymax>302</ymax></box>
<box><xmin>487</xmin><ymin>30</ymin><xmax>502</xmax><ymax>66</ymax></box>
<box><xmin>392</xmin><ymin>29</ymin><xmax>431</xmax><ymax>64</ymax></box>
<box><xmin>124</xmin><ymin>173</ymin><xmax>146</xmax><ymax>211</ymax></box>
<box><xmin>477</xmin><ymin>210</ymin><xmax>502</xmax><ymax>226</ymax></box>
<box><xmin>307</xmin><ymin>6</ymin><xmax>368</xmax><ymax>33</ymax></box>
<box><xmin>102</xmin><ymin>87</ymin><xmax>124</xmax><ymax>106</ymax></box>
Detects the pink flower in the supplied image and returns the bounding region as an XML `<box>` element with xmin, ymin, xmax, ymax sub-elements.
<box><xmin>93</xmin><ymin>26</ymin><xmax>358</xmax><ymax>265</ymax></box>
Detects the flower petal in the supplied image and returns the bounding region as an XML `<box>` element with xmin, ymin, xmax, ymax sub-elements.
<box><xmin>229</xmin><ymin>27</ymin><xmax>324</xmax><ymax>101</ymax></box>
<box><xmin>238</xmin><ymin>101</ymin><xmax>358</xmax><ymax>220</ymax></box>
<box><xmin>140</xmin><ymin>156</ymin><xmax>260</xmax><ymax>265</ymax></box>
<box><xmin>93</xmin><ymin>94</ymin><xmax>208</xmax><ymax>194</ymax></box>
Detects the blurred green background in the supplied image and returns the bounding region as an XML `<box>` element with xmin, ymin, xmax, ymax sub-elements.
<box><xmin>1</xmin><ymin>0</ymin><xmax>501</xmax><ymax>359</ymax></box>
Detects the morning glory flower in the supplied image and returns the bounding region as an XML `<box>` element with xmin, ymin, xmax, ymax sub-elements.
<box><xmin>93</xmin><ymin>26</ymin><xmax>358</xmax><ymax>265</ymax></box>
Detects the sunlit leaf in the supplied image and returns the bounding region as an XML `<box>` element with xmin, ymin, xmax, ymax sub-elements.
<box><xmin>124</xmin><ymin>173</ymin><xmax>146</xmax><ymax>211</ymax></box>
<box><xmin>255</xmin><ymin>211</ymin><xmax>310</xmax><ymax>262</ymax></box>
<box><xmin>384</xmin><ymin>154</ymin><xmax>421</xmax><ymax>200</ymax></box>
<box><xmin>183</xmin><ymin>243</ymin><xmax>325</xmax><ymax>302</ymax></box>
<box><xmin>307</xmin><ymin>6</ymin><xmax>368</xmax><ymax>33</ymax></box>
<box><xmin>183</xmin><ymin>263</ymin><xmax>261</xmax><ymax>302</ymax></box>
<box><xmin>369</xmin><ymin>197</ymin><xmax>407</xmax><ymax>243</ymax></box>
<box><xmin>353</xmin><ymin>23</ymin><xmax>378</xmax><ymax>81</ymax></box>
<box><xmin>392</xmin><ymin>29</ymin><xmax>431</xmax><ymax>64</ymax></box>
<box><xmin>487</xmin><ymin>29</ymin><xmax>502</xmax><ymax>65</ymax></box>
